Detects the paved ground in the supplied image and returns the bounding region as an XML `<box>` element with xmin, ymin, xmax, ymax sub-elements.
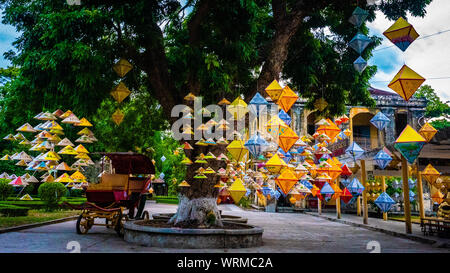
<box><xmin>0</xmin><ymin>202</ymin><xmax>448</xmax><ymax>253</ymax></box>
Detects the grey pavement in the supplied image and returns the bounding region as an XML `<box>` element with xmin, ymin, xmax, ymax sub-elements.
<box><xmin>0</xmin><ymin>202</ymin><xmax>448</xmax><ymax>253</ymax></box>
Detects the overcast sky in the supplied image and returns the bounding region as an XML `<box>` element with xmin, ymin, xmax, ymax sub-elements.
<box><xmin>0</xmin><ymin>1</ymin><xmax>448</xmax><ymax>101</ymax></box>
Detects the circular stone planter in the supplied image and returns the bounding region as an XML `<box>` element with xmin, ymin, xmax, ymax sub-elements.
<box><xmin>124</xmin><ymin>219</ymin><xmax>263</xmax><ymax>249</ymax></box>
<box><xmin>152</xmin><ymin>213</ymin><xmax>248</xmax><ymax>224</ymax></box>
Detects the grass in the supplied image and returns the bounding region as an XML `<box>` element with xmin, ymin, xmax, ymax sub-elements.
<box><xmin>388</xmin><ymin>215</ymin><xmax>421</xmax><ymax>224</ymax></box>
<box><xmin>0</xmin><ymin>209</ymin><xmax>79</xmax><ymax>229</ymax></box>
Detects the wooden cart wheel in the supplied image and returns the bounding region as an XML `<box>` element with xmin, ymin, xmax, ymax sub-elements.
<box><xmin>142</xmin><ymin>211</ymin><xmax>150</xmax><ymax>220</ymax></box>
<box><xmin>76</xmin><ymin>214</ymin><xmax>91</xmax><ymax>235</ymax></box>
<box><xmin>114</xmin><ymin>212</ymin><xmax>125</xmax><ymax>237</ymax></box>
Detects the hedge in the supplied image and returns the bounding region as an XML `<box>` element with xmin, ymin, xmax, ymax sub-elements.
<box><xmin>0</xmin><ymin>204</ymin><xmax>30</xmax><ymax>217</ymax></box>
<box><xmin>155</xmin><ymin>196</ymin><xmax>179</xmax><ymax>204</ymax></box>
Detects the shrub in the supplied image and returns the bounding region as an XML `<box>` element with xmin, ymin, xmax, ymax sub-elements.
<box><xmin>0</xmin><ymin>179</ymin><xmax>13</xmax><ymax>201</ymax></box>
<box><xmin>21</xmin><ymin>184</ymin><xmax>35</xmax><ymax>196</ymax></box>
<box><xmin>0</xmin><ymin>204</ymin><xmax>29</xmax><ymax>217</ymax></box>
<box><xmin>38</xmin><ymin>182</ymin><xmax>67</xmax><ymax>211</ymax></box>
<box><xmin>69</xmin><ymin>189</ymin><xmax>84</xmax><ymax>198</ymax></box>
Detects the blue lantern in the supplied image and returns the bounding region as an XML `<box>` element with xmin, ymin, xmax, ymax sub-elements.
<box><xmin>278</xmin><ymin>110</ymin><xmax>291</xmax><ymax>125</ymax></box>
<box><xmin>320</xmin><ymin>183</ymin><xmax>335</xmax><ymax>195</ymax></box>
<box><xmin>370</xmin><ymin>112</ymin><xmax>390</xmax><ymax>131</ymax></box>
<box><xmin>245</xmin><ymin>188</ymin><xmax>251</xmax><ymax>197</ymax></box>
<box><xmin>348</xmin><ymin>178</ymin><xmax>365</xmax><ymax>195</ymax></box>
<box><xmin>374</xmin><ymin>192</ymin><xmax>396</xmax><ymax>212</ymax></box>
<box><xmin>348</xmin><ymin>33</ymin><xmax>371</xmax><ymax>54</ymax></box>
<box><xmin>272</xmin><ymin>189</ymin><xmax>281</xmax><ymax>200</ymax></box>
<box><xmin>409</xmin><ymin>191</ymin><xmax>416</xmax><ymax>202</ymax></box>
<box><xmin>374</xmin><ymin>149</ymin><xmax>392</xmax><ymax>170</ymax></box>
<box><xmin>261</xmin><ymin>186</ymin><xmax>272</xmax><ymax>196</ymax></box>
<box><xmin>353</xmin><ymin>56</ymin><xmax>368</xmax><ymax>73</ymax></box>
<box><xmin>348</xmin><ymin>7</ymin><xmax>369</xmax><ymax>27</ymax></box>
<box><xmin>277</xmin><ymin>148</ymin><xmax>292</xmax><ymax>164</ymax></box>
<box><xmin>248</xmin><ymin>92</ymin><xmax>268</xmax><ymax>117</ymax></box>
<box><xmin>341</xmin><ymin>178</ymin><xmax>350</xmax><ymax>188</ymax></box>
<box><xmin>301</xmin><ymin>180</ymin><xmax>313</xmax><ymax>190</ymax></box>
<box><xmin>345</xmin><ymin>142</ymin><xmax>365</xmax><ymax>160</ymax></box>
<box><xmin>245</xmin><ymin>132</ymin><xmax>269</xmax><ymax>158</ymax></box>
<box><xmin>408</xmin><ymin>178</ymin><xmax>416</xmax><ymax>189</ymax></box>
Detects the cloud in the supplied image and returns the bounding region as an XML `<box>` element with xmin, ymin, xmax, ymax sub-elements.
<box><xmin>0</xmin><ymin>10</ymin><xmax>19</xmax><ymax>68</ymax></box>
<box><xmin>367</xmin><ymin>0</ymin><xmax>450</xmax><ymax>102</ymax></box>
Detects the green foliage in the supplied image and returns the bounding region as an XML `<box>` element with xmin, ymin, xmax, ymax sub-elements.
<box><xmin>155</xmin><ymin>195</ymin><xmax>179</xmax><ymax>204</ymax></box>
<box><xmin>206</xmin><ymin>210</ymin><xmax>216</xmax><ymax>226</ymax></box>
<box><xmin>430</xmin><ymin>119</ymin><xmax>450</xmax><ymax>130</ymax></box>
<box><xmin>0</xmin><ymin>179</ymin><xmax>13</xmax><ymax>201</ymax></box>
<box><xmin>21</xmin><ymin>184</ymin><xmax>34</xmax><ymax>196</ymax></box>
<box><xmin>414</xmin><ymin>85</ymin><xmax>450</xmax><ymax>118</ymax></box>
<box><xmin>0</xmin><ymin>204</ymin><xmax>29</xmax><ymax>217</ymax></box>
<box><xmin>238</xmin><ymin>196</ymin><xmax>251</xmax><ymax>208</ymax></box>
<box><xmin>38</xmin><ymin>182</ymin><xmax>67</xmax><ymax>211</ymax></box>
<box><xmin>69</xmin><ymin>189</ymin><xmax>84</xmax><ymax>198</ymax></box>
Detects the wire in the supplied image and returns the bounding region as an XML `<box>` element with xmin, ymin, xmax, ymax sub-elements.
<box><xmin>370</xmin><ymin>76</ymin><xmax>450</xmax><ymax>83</ymax></box>
<box><xmin>373</xmin><ymin>29</ymin><xmax>450</xmax><ymax>52</ymax></box>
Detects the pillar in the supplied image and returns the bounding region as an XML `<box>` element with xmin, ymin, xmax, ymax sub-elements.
<box><xmin>318</xmin><ymin>198</ymin><xmax>322</xmax><ymax>215</ymax></box>
<box><xmin>336</xmin><ymin>176</ymin><xmax>341</xmax><ymax>219</ymax></box>
<box><xmin>357</xmin><ymin>196</ymin><xmax>361</xmax><ymax>216</ymax></box>
<box><xmin>381</xmin><ymin>176</ymin><xmax>388</xmax><ymax>221</ymax></box>
<box><xmin>401</xmin><ymin>156</ymin><xmax>412</xmax><ymax>234</ymax></box>
<box><xmin>361</xmin><ymin>159</ymin><xmax>368</xmax><ymax>224</ymax></box>
<box><xmin>416</xmin><ymin>166</ymin><xmax>425</xmax><ymax>219</ymax></box>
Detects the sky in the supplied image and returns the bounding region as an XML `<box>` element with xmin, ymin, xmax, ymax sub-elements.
<box><xmin>0</xmin><ymin>1</ymin><xmax>448</xmax><ymax>101</ymax></box>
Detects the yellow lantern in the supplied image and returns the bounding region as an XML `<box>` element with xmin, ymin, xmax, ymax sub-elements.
<box><xmin>113</xmin><ymin>58</ymin><xmax>133</xmax><ymax>77</ymax></box>
<box><xmin>419</xmin><ymin>122</ymin><xmax>438</xmax><ymax>142</ymax></box>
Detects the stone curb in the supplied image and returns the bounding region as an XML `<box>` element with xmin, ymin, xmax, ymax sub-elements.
<box><xmin>304</xmin><ymin>212</ymin><xmax>448</xmax><ymax>248</ymax></box>
<box><xmin>0</xmin><ymin>216</ymin><xmax>78</xmax><ymax>234</ymax></box>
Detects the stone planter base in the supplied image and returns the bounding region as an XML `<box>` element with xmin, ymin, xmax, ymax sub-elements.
<box><xmin>152</xmin><ymin>213</ymin><xmax>248</xmax><ymax>224</ymax></box>
<box><xmin>124</xmin><ymin>220</ymin><xmax>263</xmax><ymax>249</ymax></box>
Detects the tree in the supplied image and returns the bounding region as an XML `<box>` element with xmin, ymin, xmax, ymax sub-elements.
<box><xmin>0</xmin><ymin>0</ymin><xmax>433</xmax><ymax>226</ymax></box>
<box><xmin>414</xmin><ymin>84</ymin><xmax>450</xmax><ymax>118</ymax></box>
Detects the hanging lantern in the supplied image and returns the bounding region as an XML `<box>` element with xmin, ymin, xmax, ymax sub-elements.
<box><xmin>275</xmin><ymin>168</ymin><xmax>298</xmax><ymax>195</ymax></box>
<box><xmin>374</xmin><ymin>192</ymin><xmax>396</xmax><ymax>213</ymax></box>
<box><xmin>340</xmin><ymin>164</ymin><xmax>353</xmax><ymax>178</ymax></box>
<box><xmin>226</xmin><ymin>139</ymin><xmax>248</xmax><ymax>162</ymax></box>
<box><xmin>111</xmin><ymin>109</ymin><xmax>125</xmax><ymax>126</ymax></box>
<box><xmin>370</xmin><ymin>112</ymin><xmax>390</xmax><ymax>131</ymax></box>
<box><xmin>394</xmin><ymin>125</ymin><xmax>426</xmax><ymax>164</ymax></box>
<box><xmin>388</xmin><ymin>65</ymin><xmax>425</xmax><ymax>101</ymax></box>
<box><xmin>218</xmin><ymin>98</ymin><xmax>231</xmax><ymax>106</ymax></box>
<box><xmin>244</xmin><ymin>132</ymin><xmax>269</xmax><ymax>158</ymax></box>
<box><xmin>353</xmin><ymin>56</ymin><xmax>368</xmax><ymax>73</ymax></box>
<box><xmin>347</xmin><ymin>177</ymin><xmax>365</xmax><ymax>196</ymax></box>
<box><xmin>348</xmin><ymin>32</ymin><xmax>371</xmax><ymax>54</ymax></box>
<box><xmin>345</xmin><ymin>142</ymin><xmax>365</xmax><ymax>160</ymax></box>
<box><xmin>113</xmin><ymin>58</ymin><xmax>133</xmax><ymax>77</ymax></box>
<box><xmin>383</xmin><ymin>17</ymin><xmax>419</xmax><ymax>52</ymax></box>
<box><xmin>373</xmin><ymin>149</ymin><xmax>392</xmax><ymax>170</ymax></box>
<box><xmin>228</xmin><ymin>97</ymin><xmax>248</xmax><ymax>120</ymax></box>
<box><xmin>278</xmin><ymin>127</ymin><xmax>299</xmax><ymax>153</ymax></box>
<box><xmin>110</xmin><ymin>82</ymin><xmax>131</xmax><ymax>103</ymax></box>
<box><xmin>431</xmin><ymin>187</ymin><xmax>444</xmax><ymax>204</ymax></box>
<box><xmin>265</xmin><ymin>80</ymin><xmax>284</xmax><ymax>102</ymax></box>
<box><xmin>422</xmin><ymin>164</ymin><xmax>440</xmax><ymax>185</ymax></box>
<box><xmin>265</xmin><ymin>153</ymin><xmax>287</xmax><ymax>174</ymax></box>
<box><xmin>277</xmin><ymin>85</ymin><xmax>298</xmax><ymax>112</ymax></box>
<box><xmin>348</xmin><ymin>6</ymin><xmax>369</xmax><ymax>27</ymax></box>
<box><xmin>278</xmin><ymin>110</ymin><xmax>292</xmax><ymax>126</ymax></box>
<box><xmin>317</xmin><ymin>119</ymin><xmax>341</xmax><ymax>140</ymax></box>
<box><xmin>419</xmin><ymin>122</ymin><xmax>438</xmax><ymax>142</ymax></box>
<box><xmin>266</xmin><ymin>115</ymin><xmax>289</xmax><ymax>140</ymax></box>
<box><xmin>248</xmin><ymin>92</ymin><xmax>268</xmax><ymax>117</ymax></box>
<box><xmin>228</xmin><ymin>178</ymin><xmax>247</xmax><ymax>204</ymax></box>
<box><xmin>314</xmin><ymin>98</ymin><xmax>328</xmax><ymax>111</ymax></box>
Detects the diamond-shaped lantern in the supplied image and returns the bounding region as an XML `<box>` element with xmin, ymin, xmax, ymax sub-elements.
<box><xmin>345</xmin><ymin>142</ymin><xmax>365</xmax><ymax>160</ymax></box>
<box><xmin>226</xmin><ymin>139</ymin><xmax>248</xmax><ymax>162</ymax></box>
<box><xmin>431</xmin><ymin>187</ymin><xmax>444</xmax><ymax>204</ymax></box>
<box><xmin>277</xmin><ymin>85</ymin><xmax>298</xmax><ymax>112</ymax></box>
<box><xmin>348</xmin><ymin>33</ymin><xmax>371</xmax><ymax>54</ymax></box>
<box><xmin>340</xmin><ymin>187</ymin><xmax>354</xmax><ymax>204</ymax></box>
<box><xmin>228</xmin><ymin>97</ymin><xmax>248</xmax><ymax>120</ymax></box>
<box><xmin>374</xmin><ymin>148</ymin><xmax>392</xmax><ymax>170</ymax></box>
<box><xmin>111</xmin><ymin>109</ymin><xmax>125</xmax><ymax>126</ymax></box>
<box><xmin>317</xmin><ymin>119</ymin><xmax>341</xmax><ymax>140</ymax></box>
<box><xmin>276</xmin><ymin>169</ymin><xmax>298</xmax><ymax>195</ymax></box>
<box><xmin>370</xmin><ymin>112</ymin><xmax>390</xmax><ymax>131</ymax></box>
<box><xmin>374</xmin><ymin>192</ymin><xmax>396</xmax><ymax>213</ymax></box>
<box><xmin>353</xmin><ymin>56</ymin><xmax>368</xmax><ymax>73</ymax></box>
<box><xmin>419</xmin><ymin>122</ymin><xmax>438</xmax><ymax>142</ymax></box>
<box><xmin>278</xmin><ymin>110</ymin><xmax>291</xmax><ymax>126</ymax></box>
<box><xmin>248</xmin><ymin>92</ymin><xmax>268</xmax><ymax>117</ymax></box>
<box><xmin>244</xmin><ymin>132</ymin><xmax>269</xmax><ymax>158</ymax></box>
<box><xmin>348</xmin><ymin>7</ymin><xmax>369</xmax><ymax>27</ymax></box>
<box><xmin>394</xmin><ymin>125</ymin><xmax>426</xmax><ymax>164</ymax></box>
<box><xmin>265</xmin><ymin>80</ymin><xmax>284</xmax><ymax>102</ymax></box>
<box><xmin>228</xmin><ymin>178</ymin><xmax>247</xmax><ymax>204</ymax></box>
<box><xmin>422</xmin><ymin>164</ymin><xmax>440</xmax><ymax>185</ymax></box>
<box><xmin>113</xmin><ymin>58</ymin><xmax>133</xmax><ymax>77</ymax></box>
<box><xmin>110</xmin><ymin>82</ymin><xmax>131</xmax><ymax>103</ymax></box>
<box><xmin>383</xmin><ymin>17</ymin><xmax>419</xmax><ymax>52</ymax></box>
<box><xmin>348</xmin><ymin>177</ymin><xmax>365</xmax><ymax>196</ymax></box>
<box><xmin>388</xmin><ymin>65</ymin><xmax>425</xmax><ymax>101</ymax></box>
<box><xmin>278</xmin><ymin>127</ymin><xmax>299</xmax><ymax>153</ymax></box>
<box><xmin>265</xmin><ymin>153</ymin><xmax>288</xmax><ymax>174</ymax></box>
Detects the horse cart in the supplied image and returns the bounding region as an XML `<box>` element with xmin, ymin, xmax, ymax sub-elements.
<box><xmin>66</xmin><ymin>152</ymin><xmax>155</xmax><ymax>236</ymax></box>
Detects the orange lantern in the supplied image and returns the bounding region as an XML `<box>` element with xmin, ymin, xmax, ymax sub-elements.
<box><xmin>422</xmin><ymin>164</ymin><xmax>440</xmax><ymax>185</ymax></box>
<box><xmin>275</xmin><ymin>169</ymin><xmax>298</xmax><ymax>195</ymax></box>
<box><xmin>277</xmin><ymin>85</ymin><xmax>298</xmax><ymax>112</ymax></box>
<box><xmin>419</xmin><ymin>122</ymin><xmax>438</xmax><ymax>142</ymax></box>
<box><xmin>278</xmin><ymin>127</ymin><xmax>299</xmax><ymax>153</ymax></box>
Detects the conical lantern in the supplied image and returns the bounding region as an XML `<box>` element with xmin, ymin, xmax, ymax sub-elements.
<box><xmin>112</xmin><ymin>109</ymin><xmax>125</xmax><ymax>125</ymax></box>
<box><xmin>265</xmin><ymin>80</ymin><xmax>283</xmax><ymax>102</ymax></box>
<box><xmin>388</xmin><ymin>65</ymin><xmax>425</xmax><ymax>101</ymax></box>
<box><xmin>419</xmin><ymin>122</ymin><xmax>438</xmax><ymax>142</ymax></box>
<box><xmin>110</xmin><ymin>82</ymin><xmax>131</xmax><ymax>103</ymax></box>
<box><xmin>277</xmin><ymin>85</ymin><xmax>298</xmax><ymax>112</ymax></box>
<box><xmin>383</xmin><ymin>17</ymin><xmax>419</xmax><ymax>52</ymax></box>
<box><xmin>422</xmin><ymin>164</ymin><xmax>440</xmax><ymax>185</ymax></box>
<box><xmin>394</xmin><ymin>125</ymin><xmax>426</xmax><ymax>164</ymax></box>
<box><xmin>113</xmin><ymin>58</ymin><xmax>133</xmax><ymax>77</ymax></box>
<box><xmin>228</xmin><ymin>96</ymin><xmax>248</xmax><ymax>120</ymax></box>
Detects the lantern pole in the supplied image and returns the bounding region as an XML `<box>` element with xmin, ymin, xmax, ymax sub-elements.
<box><xmin>361</xmin><ymin>159</ymin><xmax>368</xmax><ymax>224</ymax></box>
<box><xmin>381</xmin><ymin>176</ymin><xmax>388</xmax><ymax>221</ymax></box>
<box><xmin>401</xmin><ymin>155</ymin><xmax>412</xmax><ymax>234</ymax></box>
<box><xmin>336</xmin><ymin>176</ymin><xmax>341</xmax><ymax>219</ymax></box>
<box><xmin>416</xmin><ymin>163</ymin><xmax>425</xmax><ymax>220</ymax></box>
<box><xmin>357</xmin><ymin>195</ymin><xmax>361</xmax><ymax>216</ymax></box>
<box><xmin>318</xmin><ymin>198</ymin><xmax>322</xmax><ymax>215</ymax></box>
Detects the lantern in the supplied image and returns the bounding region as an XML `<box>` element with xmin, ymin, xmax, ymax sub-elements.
<box><xmin>422</xmin><ymin>164</ymin><xmax>440</xmax><ymax>184</ymax></box>
<box><xmin>345</xmin><ymin>142</ymin><xmax>365</xmax><ymax>160</ymax></box>
<box><xmin>419</xmin><ymin>122</ymin><xmax>438</xmax><ymax>142</ymax></box>
<box><xmin>388</xmin><ymin>65</ymin><xmax>425</xmax><ymax>101</ymax></box>
<box><xmin>278</xmin><ymin>127</ymin><xmax>299</xmax><ymax>153</ymax></box>
<box><xmin>275</xmin><ymin>169</ymin><xmax>298</xmax><ymax>195</ymax></box>
<box><xmin>347</xmin><ymin>177</ymin><xmax>365</xmax><ymax>196</ymax></box>
<box><xmin>228</xmin><ymin>178</ymin><xmax>247</xmax><ymax>204</ymax></box>
<box><xmin>373</xmin><ymin>149</ymin><xmax>392</xmax><ymax>170</ymax></box>
<box><xmin>265</xmin><ymin>80</ymin><xmax>284</xmax><ymax>102</ymax></box>
<box><xmin>278</xmin><ymin>110</ymin><xmax>291</xmax><ymax>126</ymax></box>
<box><xmin>226</xmin><ymin>139</ymin><xmax>248</xmax><ymax>162</ymax></box>
<box><xmin>348</xmin><ymin>32</ymin><xmax>371</xmax><ymax>54</ymax></box>
<box><xmin>277</xmin><ymin>85</ymin><xmax>298</xmax><ymax>112</ymax></box>
<box><xmin>265</xmin><ymin>153</ymin><xmax>287</xmax><ymax>174</ymax></box>
<box><xmin>244</xmin><ymin>132</ymin><xmax>269</xmax><ymax>158</ymax></box>
<box><xmin>374</xmin><ymin>192</ymin><xmax>396</xmax><ymax>213</ymax></box>
<box><xmin>317</xmin><ymin>119</ymin><xmax>341</xmax><ymax>140</ymax></box>
<box><xmin>431</xmin><ymin>187</ymin><xmax>444</xmax><ymax>204</ymax></box>
<box><xmin>110</xmin><ymin>82</ymin><xmax>131</xmax><ymax>103</ymax></box>
<box><xmin>340</xmin><ymin>187</ymin><xmax>354</xmax><ymax>204</ymax></box>
<box><xmin>348</xmin><ymin>6</ymin><xmax>369</xmax><ymax>27</ymax></box>
<box><xmin>248</xmin><ymin>92</ymin><xmax>268</xmax><ymax>117</ymax></box>
<box><xmin>353</xmin><ymin>56</ymin><xmax>368</xmax><ymax>73</ymax></box>
<box><xmin>111</xmin><ymin>109</ymin><xmax>125</xmax><ymax>125</ymax></box>
<box><xmin>228</xmin><ymin>97</ymin><xmax>248</xmax><ymax>120</ymax></box>
<box><xmin>370</xmin><ymin>112</ymin><xmax>390</xmax><ymax>131</ymax></box>
<box><xmin>383</xmin><ymin>17</ymin><xmax>419</xmax><ymax>52</ymax></box>
<box><xmin>394</xmin><ymin>125</ymin><xmax>426</xmax><ymax>164</ymax></box>
<box><xmin>113</xmin><ymin>58</ymin><xmax>133</xmax><ymax>77</ymax></box>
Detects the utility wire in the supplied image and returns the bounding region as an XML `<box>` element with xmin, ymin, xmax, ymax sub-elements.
<box><xmin>373</xmin><ymin>29</ymin><xmax>450</xmax><ymax>52</ymax></box>
<box><xmin>370</xmin><ymin>76</ymin><xmax>450</xmax><ymax>83</ymax></box>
